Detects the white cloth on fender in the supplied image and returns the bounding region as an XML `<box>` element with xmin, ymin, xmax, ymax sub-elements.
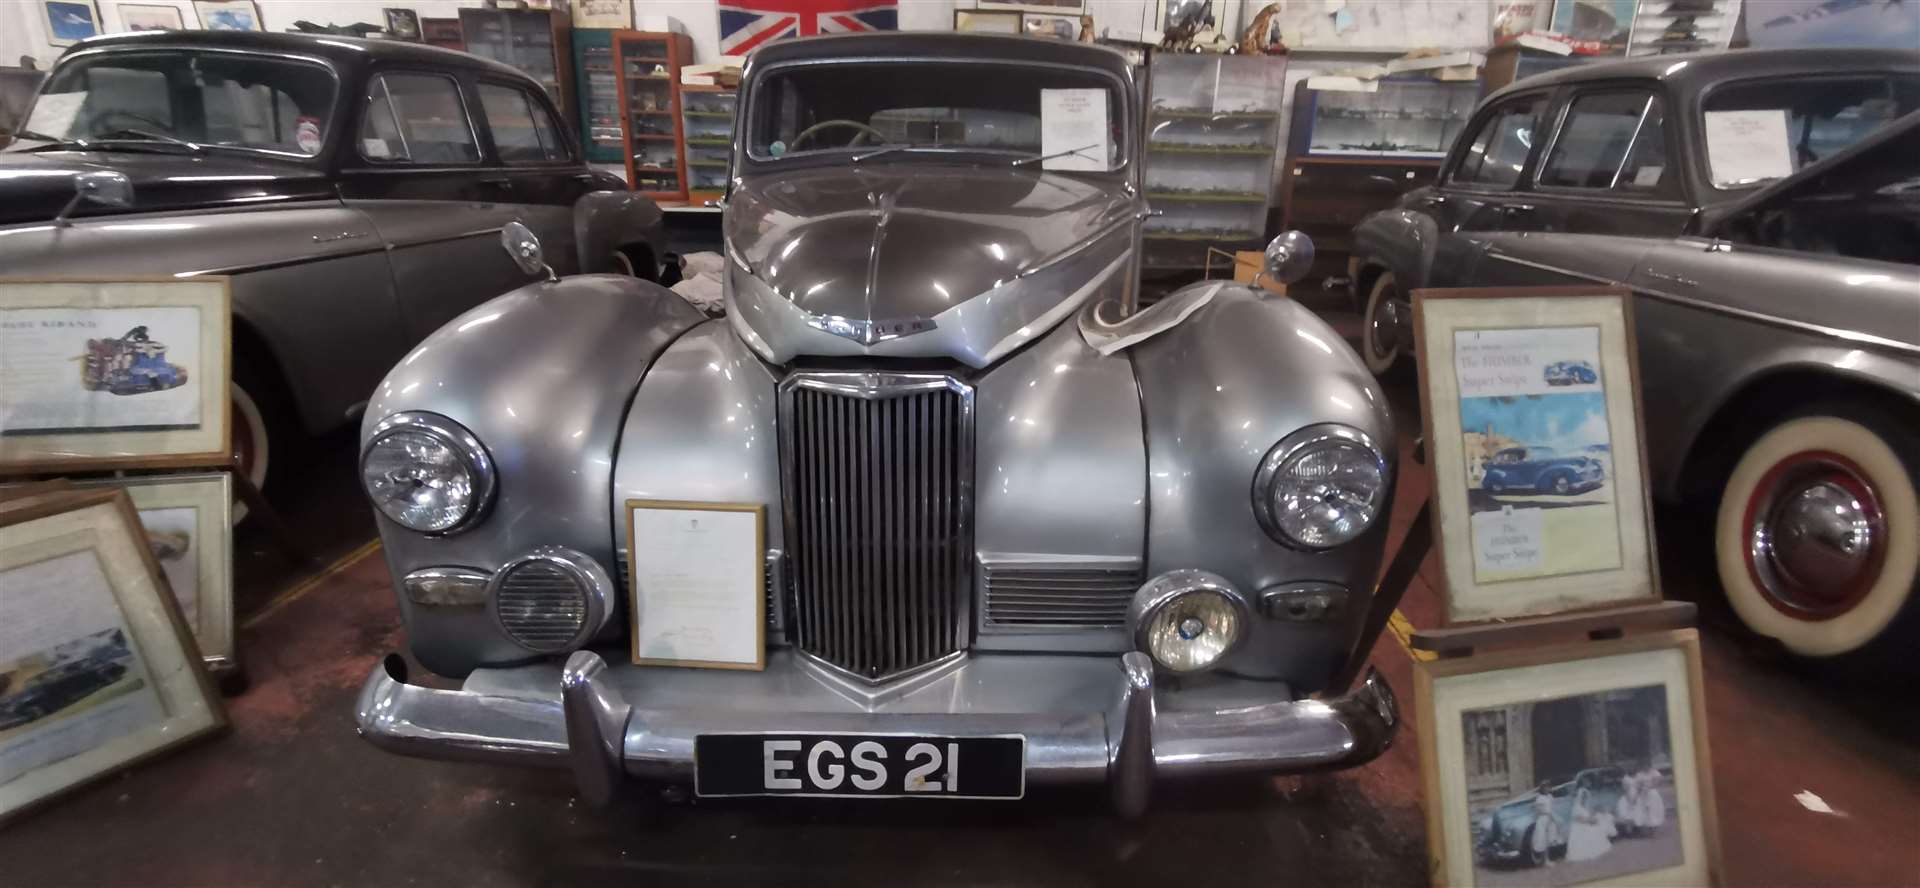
<box><xmin>671</xmin><ymin>251</ymin><xmax>726</xmax><ymax>314</ymax></box>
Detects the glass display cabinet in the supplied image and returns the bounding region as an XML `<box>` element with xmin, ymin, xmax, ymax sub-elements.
<box><xmin>679</xmin><ymin>85</ymin><xmax>736</xmax><ymax>203</ymax></box>
<box><xmin>1279</xmin><ymin>76</ymin><xmax>1477</xmax><ymax>283</ymax></box>
<box><xmin>458</xmin><ymin>7</ymin><xmax>574</xmax><ymax>126</ymax></box>
<box><xmin>573</xmin><ymin>30</ymin><xmax>692</xmax><ymax>199</ymax></box>
<box><xmin>420</xmin><ymin>18</ymin><xmax>464</xmax><ymax>52</ymax></box>
<box><xmin>1141</xmin><ymin>54</ymin><xmax>1286</xmax><ymax>272</ymax></box>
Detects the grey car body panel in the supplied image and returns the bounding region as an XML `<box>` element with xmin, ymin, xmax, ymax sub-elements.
<box><xmin>0</xmin><ymin>201</ymin><xmax>405</xmax><ymax>432</ymax></box>
<box><xmin>972</xmin><ymin>319</ymin><xmax>1147</xmax><ymax>653</ymax></box>
<box><xmin>364</xmin><ymin>276</ymin><xmax>706</xmax><ymax>677</ymax></box>
<box><xmin>575</xmin><ymin>190</ymin><xmax>669</xmax><ymax>274</ymax></box>
<box><xmin>1131</xmin><ymin>283</ymin><xmax>1396</xmax><ymax>687</ymax></box>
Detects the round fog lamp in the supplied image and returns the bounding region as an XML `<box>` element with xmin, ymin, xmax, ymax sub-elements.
<box><xmin>1140</xmin><ymin>586</ymin><xmax>1245</xmax><ymax>674</ymax></box>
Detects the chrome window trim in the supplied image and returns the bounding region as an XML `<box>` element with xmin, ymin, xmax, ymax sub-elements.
<box><xmin>356</xmin><ymin>70</ymin><xmax>485</xmax><ymax>167</ymax></box>
<box><xmin>474</xmin><ymin>77</ymin><xmax>577</xmax><ymax>166</ymax></box>
<box><xmin>1443</xmin><ymin>91</ymin><xmax>1553</xmax><ymax>194</ymax></box>
<box><xmin>34</xmin><ymin>46</ymin><xmax>343</xmax><ymax>162</ymax></box>
<box><xmin>776</xmin><ymin>370</ymin><xmax>978</xmax><ymax>683</ymax></box>
<box><xmin>1530</xmin><ymin>88</ymin><xmax>1684</xmax><ymax>202</ymax></box>
<box><xmin>740</xmin><ymin>55</ymin><xmax>1133</xmax><ymax>173</ymax></box>
<box><xmin>1250</xmin><ymin>422</ymin><xmax>1390</xmax><ymax>551</ymax></box>
<box><xmin>361</xmin><ymin>410</ymin><xmax>498</xmax><ymax>534</ymax></box>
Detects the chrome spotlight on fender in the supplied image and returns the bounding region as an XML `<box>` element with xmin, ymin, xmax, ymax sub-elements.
<box><xmin>501</xmin><ymin>220</ymin><xmax>557</xmax><ymax>282</ymax></box>
<box><xmin>1129</xmin><ymin>569</ymin><xmax>1251</xmax><ymax>674</ymax></box>
<box><xmin>1258</xmin><ymin>230</ymin><xmax>1316</xmax><ymax>287</ymax></box>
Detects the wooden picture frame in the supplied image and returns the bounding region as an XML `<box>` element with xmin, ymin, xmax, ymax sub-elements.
<box><xmin>72</xmin><ymin>474</ymin><xmax>234</xmax><ymax>671</ymax></box>
<box><xmin>978</xmin><ymin>0</ymin><xmax>1085</xmax><ymax>12</ymax></box>
<box><xmin>41</xmin><ymin>0</ymin><xmax>101</xmax><ymax>47</ymax></box>
<box><xmin>0</xmin><ymin>278</ymin><xmax>232</xmax><ymax>473</ymax></box>
<box><xmin>0</xmin><ymin>488</ymin><xmax>225</xmax><ymax>823</ymax></box>
<box><xmin>1415</xmin><ymin>630</ymin><xmax>1720</xmax><ymax>887</ymax></box>
<box><xmin>1414</xmin><ymin>286</ymin><xmax>1660</xmax><ymax>625</ymax></box>
<box><xmin>625</xmin><ymin>499</ymin><xmax>766</xmax><ymax>671</ymax></box>
<box><xmin>954</xmin><ymin>9</ymin><xmax>1024</xmax><ymax>33</ymax></box>
<box><xmin>382</xmin><ymin>7</ymin><xmax>422</xmax><ymax>41</ymax></box>
<box><xmin>571</xmin><ymin>0</ymin><xmax>632</xmax><ymax>30</ymax></box>
<box><xmin>117</xmin><ymin>3</ymin><xmax>185</xmax><ymax>32</ymax></box>
<box><xmin>192</xmin><ymin>0</ymin><xmax>261</xmax><ymax>31</ymax></box>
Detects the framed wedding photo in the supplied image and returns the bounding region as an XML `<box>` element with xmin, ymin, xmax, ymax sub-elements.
<box><xmin>1416</xmin><ymin>287</ymin><xmax>1659</xmax><ymax>624</ymax></box>
<box><xmin>0</xmin><ymin>278</ymin><xmax>232</xmax><ymax>472</ymax></box>
<box><xmin>75</xmin><ymin>474</ymin><xmax>235</xmax><ymax>670</ymax></box>
<box><xmin>0</xmin><ymin>488</ymin><xmax>224</xmax><ymax>822</ymax></box>
<box><xmin>626</xmin><ymin>499</ymin><xmax>766</xmax><ymax>670</ymax></box>
<box><xmin>1415</xmin><ymin>630</ymin><xmax>1719</xmax><ymax>887</ymax></box>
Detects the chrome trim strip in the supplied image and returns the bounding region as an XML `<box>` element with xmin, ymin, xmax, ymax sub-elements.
<box><xmin>1486</xmin><ymin>252</ymin><xmax>1920</xmax><ymax>357</ymax></box>
<box><xmin>793</xmin><ymin>648</ymin><xmax>970</xmax><ymax>708</ymax></box>
<box><xmin>384</xmin><ymin>226</ymin><xmax>504</xmax><ymax>252</ymax></box>
<box><xmin>173</xmin><ymin>241</ymin><xmax>390</xmax><ymax>278</ymax></box>
<box><xmin>402</xmin><ymin>566</ymin><xmax>491</xmax><ymax>606</ymax></box>
<box><xmin>1108</xmin><ymin>652</ymin><xmax>1154</xmax><ymax>819</ymax></box>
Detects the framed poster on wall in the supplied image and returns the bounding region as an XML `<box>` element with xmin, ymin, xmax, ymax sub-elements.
<box><xmin>192</xmin><ymin>0</ymin><xmax>261</xmax><ymax>31</ymax></box>
<box><xmin>119</xmin><ymin>3</ymin><xmax>186</xmax><ymax>31</ymax></box>
<box><xmin>0</xmin><ymin>278</ymin><xmax>231</xmax><ymax>472</ymax></box>
<box><xmin>41</xmin><ymin>0</ymin><xmax>102</xmax><ymax>46</ymax></box>
<box><xmin>0</xmin><ymin>487</ymin><xmax>224</xmax><ymax>823</ymax></box>
<box><xmin>1415</xmin><ymin>287</ymin><xmax>1659</xmax><ymax>624</ymax></box>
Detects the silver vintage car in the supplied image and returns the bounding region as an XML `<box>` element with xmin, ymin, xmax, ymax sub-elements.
<box><xmin>354</xmin><ymin>33</ymin><xmax>1400</xmax><ymax>812</ymax></box>
<box><xmin>0</xmin><ymin>32</ymin><xmax>666</xmax><ymax>495</ymax></box>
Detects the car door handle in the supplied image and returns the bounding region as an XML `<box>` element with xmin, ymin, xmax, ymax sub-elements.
<box><xmin>1501</xmin><ymin>204</ymin><xmax>1536</xmax><ymax>215</ymax></box>
<box><xmin>480</xmin><ymin>175</ymin><xmax>514</xmax><ymax>190</ymax></box>
<box><xmin>572</xmin><ymin>172</ymin><xmax>596</xmax><ymax>182</ymax></box>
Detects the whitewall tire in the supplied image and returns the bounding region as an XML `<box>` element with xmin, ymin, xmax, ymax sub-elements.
<box><xmin>230</xmin><ymin>382</ymin><xmax>270</xmax><ymax>524</ymax></box>
<box><xmin>610</xmin><ymin>251</ymin><xmax>636</xmax><ymax>277</ymax></box>
<box><xmin>1714</xmin><ymin>413</ymin><xmax>1919</xmax><ymax>658</ymax></box>
<box><xmin>1361</xmin><ymin>272</ymin><xmax>1403</xmax><ymax>375</ymax></box>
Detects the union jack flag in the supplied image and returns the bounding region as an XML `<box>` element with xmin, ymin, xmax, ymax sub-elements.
<box><xmin>718</xmin><ymin>0</ymin><xmax>898</xmax><ymax>57</ymax></box>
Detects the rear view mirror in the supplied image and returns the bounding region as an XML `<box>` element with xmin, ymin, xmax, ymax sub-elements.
<box><xmin>1260</xmin><ymin>230</ymin><xmax>1315</xmax><ymax>287</ymax></box>
<box><xmin>54</xmin><ymin>170</ymin><xmax>133</xmax><ymax>227</ymax></box>
<box><xmin>501</xmin><ymin>221</ymin><xmax>556</xmax><ymax>282</ymax></box>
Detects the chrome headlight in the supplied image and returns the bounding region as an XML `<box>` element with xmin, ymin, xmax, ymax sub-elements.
<box><xmin>360</xmin><ymin>412</ymin><xmax>495</xmax><ymax>534</ymax></box>
<box><xmin>1131</xmin><ymin>569</ymin><xmax>1249</xmax><ymax>674</ymax></box>
<box><xmin>1253</xmin><ymin>424</ymin><xmax>1388</xmax><ymax>549</ymax></box>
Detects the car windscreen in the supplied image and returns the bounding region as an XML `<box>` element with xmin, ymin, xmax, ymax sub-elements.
<box><xmin>746</xmin><ymin>62</ymin><xmax>1124</xmax><ymax>171</ymax></box>
<box><xmin>14</xmin><ymin>50</ymin><xmax>337</xmax><ymax>157</ymax></box>
<box><xmin>1701</xmin><ymin>73</ymin><xmax>1920</xmax><ymax>190</ymax></box>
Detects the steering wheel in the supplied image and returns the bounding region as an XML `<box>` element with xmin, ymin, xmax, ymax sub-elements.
<box><xmin>80</xmin><ymin>109</ymin><xmax>177</xmax><ymax>136</ymax></box>
<box><xmin>789</xmin><ymin>119</ymin><xmax>888</xmax><ymax>150</ymax></box>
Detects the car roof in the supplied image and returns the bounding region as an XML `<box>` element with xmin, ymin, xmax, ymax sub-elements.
<box><xmin>1484</xmin><ymin>46</ymin><xmax>1920</xmax><ymax>105</ymax></box>
<box><xmin>63</xmin><ymin>30</ymin><xmax>535</xmax><ymax>83</ymax></box>
<box><xmin>744</xmin><ymin>32</ymin><xmax>1131</xmax><ymax>80</ymax></box>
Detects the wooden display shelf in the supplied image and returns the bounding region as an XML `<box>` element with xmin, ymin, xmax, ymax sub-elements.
<box><xmin>1149</xmin><ymin>144</ymin><xmax>1274</xmax><ymax>156</ymax></box>
<box><xmin>1152</xmin><ymin>108</ymin><xmax>1279</xmax><ymax>120</ymax></box>
<box><xmin>680</xmin><ymin>84</ymin><xmax>736</xmax><ymax>93</ymax></box>
<box><xmin>1144</xmin><ymin>191</ymin><xmax>1267</xmax><ymax>204</ymax></box>
<box><xmin>1409</xmin><ymin>601</ymin><xmax>1698</xmax><ymax>658</ymax></box>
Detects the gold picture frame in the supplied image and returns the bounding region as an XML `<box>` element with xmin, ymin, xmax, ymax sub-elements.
<box><xmin>73</xmin><ymin>474</ymin><xmax>235</xmax><ymax>671</ymax></box>
<box><xmin>1415</xmin><ymin>286</ymin><xmax>1660</xmax><ymax>625</ymax></box>
<box><xmin>1415</xmin><ymin>630</ymin><xmax>1720</xmax><ymax>887</ymax></box>
<box><xmin>0</xmin><ymin>487</ymin><xmax>226</xmax><ymax>823</ymax></box>
<box><xmin>624</xmin><ymin>499</ymin><xmax>766</xmax><ymax>671</ymax></box>
<box><xmin>0</xmin><ymin>278</ymin><xmax>233</xmax><ymax>473</ymax></box>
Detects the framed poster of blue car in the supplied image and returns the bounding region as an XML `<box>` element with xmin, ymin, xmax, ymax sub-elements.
<box><xmin>0</xmin><ymin>279</ymin><xmax>232</xmax><ymax>472</ymax></box>
<box><xmin>1415</xmin><ymin>286</ymin><xmax>1660</xmax><ymax>624</ymax></box>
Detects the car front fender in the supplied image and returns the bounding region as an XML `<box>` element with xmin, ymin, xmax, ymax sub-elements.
<box><xmin>573</xmin><ymin>190</ymin><xmax>667</xmax><ymax>277</ymax></box>
<box><xmin>361</xmin><ymin>274</ymin><xmax>705</xmax><ymax>676</ymax></box>
<box><xmin>1131</xmin><ymin>283</ymin><xmax>1396</xmax><ymax>689</ymax></box>
<box><xmin>1352</xmin><ymin>204</ymin><xmax>1441</xmax><ymax>292</ymax></box>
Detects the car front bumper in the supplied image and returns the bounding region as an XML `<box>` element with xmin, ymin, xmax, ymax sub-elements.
<box><xmin>355</xmin><ymin>648</ymin><xmax>1398</xmax><ymax>816</ymax></box>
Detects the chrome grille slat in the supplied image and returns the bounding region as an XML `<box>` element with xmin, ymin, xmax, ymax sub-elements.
<box><xmin>780</xmin><ymin>373</ymin><xmax>973</xmax><ymax>682</ymax></box>
<box><xmin>980</xmin><ymin>558</ymin><xmax>1144</xmax><ymax>631</ymax></box>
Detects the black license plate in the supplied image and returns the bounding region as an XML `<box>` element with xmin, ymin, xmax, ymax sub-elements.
<box><xmin>694</xmin><ymin>733</ymin><xmax>1025</xmax><ymax>799</ymax></box>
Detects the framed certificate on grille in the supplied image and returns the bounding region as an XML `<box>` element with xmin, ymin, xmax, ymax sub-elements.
<box><xmin>625</xmin><ymin>499</ymin><xmax>766</xmax><ymax>670</ymax></box>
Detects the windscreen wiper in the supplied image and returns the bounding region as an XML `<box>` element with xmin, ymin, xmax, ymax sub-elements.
<box><xmin>93</xmin><ymin>128</ymin><xmax>204</xmax><ymax>153</ymax></box>
<box><xmin>1011</xmin><ymin>143</ymin><xmax>1098</xmax><ymax>167</ymax></box>
<box><xmin>850</xmin><ymin>143</ymin><xmax>911</xmax><ymax>163</ymax></box>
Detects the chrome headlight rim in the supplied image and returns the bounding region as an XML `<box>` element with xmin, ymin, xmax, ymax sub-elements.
<box><xmin>1252</xmin><ymin>422</ymin><xmax>1390</xmax><ymax>551</ymax></box>
<box><xmin>486</xmin><ymin>546</ymin><xmax>613</xmax><ymax>654</ymax></box>
<box><xmin>360</xmin><ymin>411</ymin><xmax>496</xmax><ymax>535</ymax></box>
<box><xmin>1128</xmin><ymin>569</ymin><xmax>1251</xmax><ymax>675</ymax></box>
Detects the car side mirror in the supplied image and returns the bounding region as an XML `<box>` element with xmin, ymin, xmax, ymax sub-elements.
<box><xmin>501</xmin><ymin>221</ymin><xmax>557</xmax><ymax>282</ymax></box>
<box><xmin>53</xmin><ymin>170</ymin><xmax>133</xmax><ymax>228</ymax></box>
<box><xmin>1258</xmin><ymin>230</ymin><xmax>1315</xmax><ymax>287</ymax></box>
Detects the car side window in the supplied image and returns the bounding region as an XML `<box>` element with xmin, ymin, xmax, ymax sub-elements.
<box><xmin>358</xmin><ymin>72</ymin><xmax>479</xmax><ymax>164</ymax></box>
<box><xmin>1539</xmin><ymin>91</ymin><xmax>1672</xmax><ymax>195</ymax></box>
<box><xmin>478</xmin><ymin>82</ymin><xmax>568</xmax><ymax>163</ymax></box>
<box><xmin>1451</xmin><ymin>96</ymin><xmax>1546</xmax><ymax>189</ymax></box>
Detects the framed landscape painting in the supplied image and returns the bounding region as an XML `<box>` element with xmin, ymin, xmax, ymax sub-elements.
<box><xmin>1416</xmin><ymin>630</ymin><xmax>1719</xmax><ymax>887</ymax></box>
<box><xmin>1415</xmin><ymin>287</ymin><xmax>1659</xmax><ymax>624</ymax></box>
<box><xmin>41</xmin><ymin>0</ymin><xmax>101</xmax><ymax>46</ymax></box>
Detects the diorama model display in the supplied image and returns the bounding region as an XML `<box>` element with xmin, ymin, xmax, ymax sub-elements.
<box><xmin>355</xmin><ymin>33</ymin><xmax>1400</xmax><ymax>813</ymax></box>
<box><xmin>0</xmin><ymin>31</ymin><xmax>667</xmax><ymax>494</ymax></box>
<box><xmin>1352</xmin><ymin>48</ymin><xmax>1920</xmax><ymax>661</ymax></box>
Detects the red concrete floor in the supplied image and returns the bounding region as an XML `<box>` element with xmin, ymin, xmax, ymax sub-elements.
<box><xmin>2</xmin><ymin>368</ymin><xmax>1917</xmax><ymax>886</ymax></box>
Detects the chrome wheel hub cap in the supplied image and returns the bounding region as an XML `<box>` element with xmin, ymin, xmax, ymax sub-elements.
<box><xmin>1745</xmin><ymin>452</ymin><xmax>1886</xmax><ymax>619</ymax></box>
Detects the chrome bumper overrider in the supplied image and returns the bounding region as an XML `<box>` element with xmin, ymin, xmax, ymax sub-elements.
<box><xmin>355</xmin><ymin>649</ymin><xmax>1398</xmax><ymax>816</ymax></box>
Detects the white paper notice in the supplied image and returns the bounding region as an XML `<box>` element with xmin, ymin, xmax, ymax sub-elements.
<box><xmin>1039</xmin><ymin>88</ymin><xmax>1107</xmax><ymax>172</ymax></box>
<box><xmin>1471</xmin><ymin>506</ymin><xmax>1546</xmax><ymax>575</ymax></box>
<box><xmin>1703</xmin><ymin>110</ymin><xmax>1794</xmax><ymax>187</ymax></box>
<box><xmin>629</xmin><ymin>505</ymin><xmax>762</xmax><ymax>667</ymax></box>
<box><xmin>23</xmin><ymin>92</ymin><xmax>86</xmax><ymax>140</ymax></box>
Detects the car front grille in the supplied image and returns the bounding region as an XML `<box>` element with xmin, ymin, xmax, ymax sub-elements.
<box><xmin>980</xmin><ymin>557</ymin><xmax>1143</xmax><ymax>629</ymax></box>
<box><xmin>780</xmin><ymin>372</ymin><xmax>974</xmax><ymax>682</ymax></box>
